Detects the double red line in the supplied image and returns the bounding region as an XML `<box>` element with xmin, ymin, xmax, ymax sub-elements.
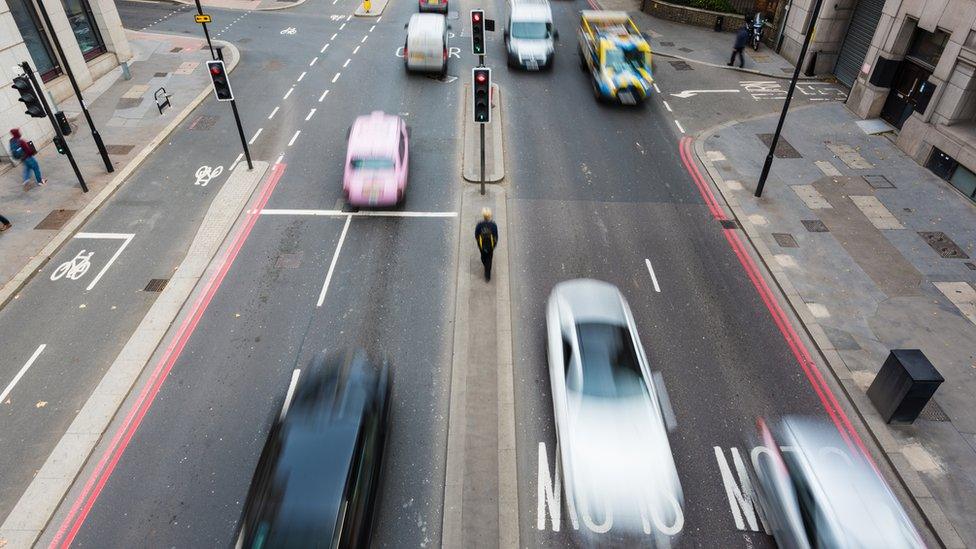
<box><xmin>50</xmin><ymin>163</ymin><xmax>287</xmax><ymax>548</ymax></box>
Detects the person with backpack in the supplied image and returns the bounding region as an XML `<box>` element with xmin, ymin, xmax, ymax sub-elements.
<box><xmin>9</xmin><ymin>128</ymin><xmax>46</xmax><ymax>191</ymax></box>
<box><xmin>474</xmin><ymin>207</ymin><xmax>499</xmax><ymax>281</ymax></box>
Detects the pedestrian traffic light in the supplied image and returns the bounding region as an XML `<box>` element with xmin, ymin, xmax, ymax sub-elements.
<box><xmin>206</xmin><ymin>60</ymin><xmax>234</xmax><ymax>101</ymax></box>
<box><xmin>472</xmin><ymin>67</ymin><xmax>490</xmax><ymax>124</ymax></box>
<box><xmin>471</xmin><ymin>9</ymin><xmax>485</xmax><ymax>55</ymax></box>
<box><xmin>12</xmin><ymin>75</ymin><xmax>46</xmax><ymax>118</ymax></box>
<box><xmin>53</xmin><ymin>135</ymin><xmax>67</xmax><ymax>155</ymax></box>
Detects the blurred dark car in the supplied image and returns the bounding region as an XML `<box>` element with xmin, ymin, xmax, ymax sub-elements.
<box><xmin>236</xmin><ymin>352</ymin><xmax>391</xmax><ymax>549</ymax></box>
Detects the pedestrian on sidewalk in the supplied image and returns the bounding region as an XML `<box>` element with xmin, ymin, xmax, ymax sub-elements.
<box><xmin>9</xmin><ymin>128</ymin><xmax>47</xmax><ymax>191</ymax></box>
<box><xmin>475</xmin><ymin>207</ymin><xmax>498</xmax><ymax>281</ymax></box>
<box><xmin>728</xmin><ymin>23</ymin><xmax>750</xmax><ymax>68</ymax></box>
<box><xmin>0</xmin><ymin>213</ymin><xmax>11</xmax><ymax>232</ymax></box>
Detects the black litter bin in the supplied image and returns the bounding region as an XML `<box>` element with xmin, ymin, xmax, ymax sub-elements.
<box><xmin>867</xmin><ymin>349</ymin><xmax>943</xmax><ymax>424</ymax></box>
<box><xmin>714</xmin><ymin>16</ymin><xmax>724</xmax><ymax>32</ymax></box>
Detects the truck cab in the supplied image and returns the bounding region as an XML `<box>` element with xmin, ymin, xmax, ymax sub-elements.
<box><xmin>577</xmin><ymin>10</ymin><xmax>653</xmax><ymax>105</ymax></box>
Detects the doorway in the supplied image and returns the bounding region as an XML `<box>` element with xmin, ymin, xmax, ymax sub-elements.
<box><xmin>880</xmin><ymin>60</ymin><xmax>932</xmax><ymax>128</ymax></box>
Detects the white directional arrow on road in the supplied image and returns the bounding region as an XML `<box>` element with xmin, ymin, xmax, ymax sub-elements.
<box><xmin>671</xmin><ymin>89</ymin><xmax>741</xmax><ymax>99</ymax></box>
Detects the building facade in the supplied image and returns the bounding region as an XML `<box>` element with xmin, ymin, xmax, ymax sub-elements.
<box><xmin>776</xmin><ymin>0</ymin><xmax>976</xmax><ymax>202</ymax></box>
<box><xmin>1</xmin><ymin>0</ymin><xmax>130</xmax><ymax>157</ymax></box>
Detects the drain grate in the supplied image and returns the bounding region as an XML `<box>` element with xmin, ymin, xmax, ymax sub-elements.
<box><xmin>659</xmin><ymin>41</ymin><xmax>675</xmax><ymax>47</ymax></box>
<box><xmin>669</xmin><ymin>60</ymin><xmax>693</xmax><ymax>71</ymax></box>
<box><xmin>105</xmin><ymin>144</ymin><xmax>134</xmax><ymax>155</ymax></box>
<box><xmin>801</xmin><ymin>219</ymin><xmax>829</xmax><ymax>232</ymax></box>
<box><xmin>918</xmin><ymin>231</ymin><xmax>970</xmax><ymax>259</ymax></box>
<box><xmin>116</xmin><ymin>97</ymin><xmax>142</xmax><ymax>109</ymax></box>
<box><xmin>720</xmin><ymin>219</ymin><xmax>738</xmax><ymax>229</ymax></box>
<box><xmin>154</xmin><ymin>71</ymin><xmax>168</xmax><ymax>77</ymax></box>
<box><xmin>772</xmin><ymin>233</ymin><xmax>798</xmax><ymax>248</ymax></box>
<box><xmin>170</xmin><ymin>46</ymin><xmax>183</xmax><ymax>53</ymax></box>
<box><xmin>918</xmin><ymin>399</ymin><xmax>950</xmax><ymax>422</ymax></box>
<box><xmin>275</xmin><ymin>252</ymin><xmax>303</xmax><ymax>269</ymax></box>
<box><xmin>678</xmin><ymin>47</ymin><xmax>693</xmax><ymax>53</ymax></box>
<box><xmin>757</xmin><ymin>134</ymin><xmax>802</xmax><ymax>158</ymax></box>
<box><xmin>863</xmin><ymin>174</ymin><xmax>895</xmax><ymax>189</ymax></box>
<box><xmin>34</xmin><ymin>209</ymin><xmax>76</xmax><ymax>230</ymax></box>
<box><xmin>144</xmin><ymin>278</ymin><xmax>169</xmax><ymax>292</ymax></box>
<box><xmin>966</xmin><ymin>262</ymin><xmax>976</xmax><ymax>270</ymax></box>
<box><xmin>188</xmin><ymin>114</ymin><xmax>219</xmax><ymax>131</ymax></box>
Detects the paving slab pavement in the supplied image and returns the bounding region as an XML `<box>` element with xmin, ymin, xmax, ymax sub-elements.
<box><xmin>695</xmin><ymin>101</ymin><xmax>975</xmax><ymax>548</ymax></box>
<box><xmin>0</xmin><ymin>30</ymin><xmax>238</xmax><ymax>310</ymax></box>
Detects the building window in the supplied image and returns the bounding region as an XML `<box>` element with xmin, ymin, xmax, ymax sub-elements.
<box><xmin>8</xmin><ymin>0</ymin><xmax>61</xmax><ymax>81</ymax></box>
<box><xmin>61</xmin><ymin>0</ymin><xmax>106</xmax><ymax>60</ymax></box>
<box><xmin>906</xmin><ymin>28</ymin><xmax>949</xmax><ymax>69</ymax></box>
<box><xmin>927</xmin><ymin>148</ymin><xmax>976</xmax><ymax>202</ymax></box>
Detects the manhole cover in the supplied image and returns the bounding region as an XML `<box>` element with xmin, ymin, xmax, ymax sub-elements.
<box><xmin>154</xmin><ymin>71</ymin><xmax>168</xmax><ymax>77</ymax></box>
<box><xmin>801</xmin><ymin>219</ymin><xmax>829</xmax><ymax>232</ymax></box>
<box><xmin>659</xmin><ymin>41</ymin><xmax>674</xmax><ymax>47</ymax></box>
<box><xmin>918</xmin><ymin>231</ymin><xmax>969</xmax><ymax>259</ymax></box>
<box><xmin>263</xmin><ymin>59</ymin><xmax>283</xmax><ymax>72</ymax></box>
<box><xmin>678</xmin><ymin>47</ymin><xmax>693</xmax><ymax>53</ymax></box>
<box><xmin>772</xmin><ymin>233</ymin><xmax>798</xmax><ymax>248</ymax></box>
<box><xmin>116</xmin><ymin>97</ymin><xmax>142</xmax><ymax>109</ymax></box>
<box><xmin>34</xmin><ymin>209</ymin><xmax>76</xmax><ymax>230</ymax></box>
<box><xmin>144</xmin><ymin>278</ymin><xmax>169</xmax><ymax>292</ymax></box>
<box><xmin>188</xmin><ymin>115</ymin><xmax>219</xmax><ymax>131</ymax></box>
<box><xmin>668</xmin><ymin>60</ymin><xmax>693</xmax><ymax>71</ymax></box>
<box><xmin>918</xmin><ymin>399</ymin><xmax>950</xmax><ymax>422</ymax></box>
<box><xmin>275</xmin><ymin>252</ymin><xmax>303</xmax><ymax>269</ymax></box>
<box><xmin>863</xmin><ymin>174</ymin><xmax>894</xmax><ymax>189</ymax></box>
<box><xmin>720</xmin><ymin>219</ymin><xmax>738</xmax><ymax>229</ymax></box>
<box><xmin>105</xmin><ymin>144</ymin><xmax>134</xmax><ymax>155</ymax></box>
<box><xmin>757</xmin><ymin>133</ymin><xmax>802</xmax><ymax>158</ymax></box>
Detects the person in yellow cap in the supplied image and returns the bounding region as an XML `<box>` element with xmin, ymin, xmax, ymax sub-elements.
<box><xmin>474</xmin><ymin>207</ymin><xmax>498</xmax><ymax>281</ymax></box>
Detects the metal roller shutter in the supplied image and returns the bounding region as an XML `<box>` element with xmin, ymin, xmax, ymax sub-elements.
<box><xmin>834</xmin><ymin>0</ymin><xmax>885</xmax><ymax>87</ymax></box>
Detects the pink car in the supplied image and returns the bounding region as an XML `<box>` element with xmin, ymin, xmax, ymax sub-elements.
<box><xmin>343</xmin><ymin>111</ymin><xmax>409</xmax><ymax>207</ymax></box>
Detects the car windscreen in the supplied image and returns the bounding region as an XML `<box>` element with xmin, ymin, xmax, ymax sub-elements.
<box><xmin>574</xmin><ymin>322</ymin><xmax>646</xmax><ymax>398</ymax></box>
<box><xmin>603</xmin><ymin>48</ymin><xmax>645</xmax><ymax>73</ymax></box>
<box><xmin>511</xmin><ymin>21</ymin><xmax>548</xmax><ymax>40</ymax></box>
<box><xmin>350</xmin><ymin>157</ymin><xmax>394</xmax><ymax>170</ymax></box>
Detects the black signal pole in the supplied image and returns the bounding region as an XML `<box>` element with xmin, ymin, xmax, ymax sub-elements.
<box><xmin>754</xmin><ymin>0</ymin><xmax>825</xmax><ymax>197</ymax></box>
<box><xmin>22</xmin><ymin>62</ymin><xmax>87</xmax><ymax>192</ymax></box>
<box><xmin>35</xmin><ymin>0</ymin><xmax>113</xmax><ymax>173</ymax></box>
<box><xmin>216</xmin><ymin>48</ymin><xmax>253</xmax><ymax>170</ymax></box>
<box><xmin>194</xmin><ymin>0</ymin><xmax>217</xmax><ymax>59</ymax></box>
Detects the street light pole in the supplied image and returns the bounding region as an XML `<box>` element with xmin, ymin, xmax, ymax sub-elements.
<box><xmin>34</xmin><ymin>0</ymin><xmax>114</xmax><ymax>173</ymax></box>
<box><xmin>754</xmin><ymin>0</ymin><xmax>825</xmax><ymax>197</ymax></box>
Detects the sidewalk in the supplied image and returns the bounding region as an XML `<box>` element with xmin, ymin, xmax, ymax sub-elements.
<box><xmin>696</xmin><ymin>102</ymin><xmax>976</xmax><ymax>547</ymax></box>
<box><xmin>0</xmin><ymin>30</ymin><xmax>234</xmax><ymax>307</ymax></box>
<box><xmin>171</xmin><ymin>0</ymin><xmax>306</xmax><ymax>11</ymax></box>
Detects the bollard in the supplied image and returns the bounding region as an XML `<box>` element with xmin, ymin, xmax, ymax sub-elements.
<box><xmin>867</xmin><ymin>349</ymin><xmax>944</xmax><ymax>424</ymax></box>
<box><xmin>714</xmin><ymin>15</ymin><xmax>723</xmax><ymax>32</ymax></box>
<box><xmin>121</xmin><ymin>61</ymin><xmax>132</xmax><ymax>81</ymax></box>
<box><xmin>363</xmin><ymin>0</ymin><xmax>371</xmax><ymax>12</ymax></box>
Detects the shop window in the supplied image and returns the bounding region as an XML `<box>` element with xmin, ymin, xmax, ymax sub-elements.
<box><xmin>907</xmin><ymin>28</ymin><xmax>949</xmax><ymax>69</ymax></box>
<box><xmin>61</xmin><ymin>0</ymin><xmax>106</xmax><ymax>60</ymax></box>
<box><xmin>8</xmin><ymin>0</ymin><xmax>61</xmax><ymax>81</ymax></box>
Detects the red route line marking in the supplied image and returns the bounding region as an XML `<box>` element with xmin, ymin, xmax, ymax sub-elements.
<box><xmin>678</xmin><ymin>136</ymin><xmax>871</xmax><ymax>460</ymax></box>
<box><xmin>51</xmin><ymin>162</ymin><xmax>287</xmax><ymax>549</ymax></box>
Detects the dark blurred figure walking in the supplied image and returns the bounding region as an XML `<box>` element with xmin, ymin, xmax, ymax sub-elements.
<box><xmin>728</xmin><ymin>24</ymin><xmax>750</xmax><ymax>68</ymax></box>
<box><xmin>475</xmin><ymin>207</ymin><xmax>498</xmax><ymax>281</ymax></box>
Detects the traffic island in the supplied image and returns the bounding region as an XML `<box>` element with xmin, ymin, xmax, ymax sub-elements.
<box><xmin>354</xmin><ymin>0</ymin><xmax>388</xmax><ymax>17</ymax></box>
<box><xmin>462</xmin><ymin>83</ymin><xmax>504</xmax><ymax>183</ymax></box>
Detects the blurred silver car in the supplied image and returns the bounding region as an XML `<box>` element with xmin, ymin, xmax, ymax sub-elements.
<box><xmin>753</xmin><ymin>416</ymin><xmax>924</xmax><ymax>548</ymax></box>
<box><xmin>546</xmin><ymin>279</ymin><xmax>683</xmax><ymax>539</ymax></box>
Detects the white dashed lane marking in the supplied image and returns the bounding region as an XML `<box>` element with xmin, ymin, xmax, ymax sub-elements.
<box><xmin>343</xmin><ymin>58</ymin><xmax>351</xmax><ymax>67</ymax></box>
<box><xmin>310</xmin><ymin>56</ymin><xmax>318</xmax><ymax>66</ymax></box>
<box><xmin>674</xmin><ymin>120</ymin><xmax>685</xmax><ymax>134</ymax></box>
<box><xmin>283</xmin><ymin>87</ymin><xmax>294</xmax><ymax>100</ymax></box>
<box><xmin>249</xmin><ymin>128</ymin><xmax>263</xmax><ymax>144</ymax></box>
<box><xmin>288</xmin><ymin>130</ymin><xmax>301</xmax><ymax>147</ymax></box>
<box><xmin>332</xmin><ymin>72</ymin><xmax>341</xmax><ymax>83</ymax></box>
<box><xmin>268</xmin><ymin>106</ymin><xmax>279</xmax><ymax>119</ymax></box>
<box><xmin>305</xmin><ymin>108</ymin><xmax>316</xmax><ymax>121</ymax></box>
<box><xmin>319</xmin><ymin>90</ymin><xmax>330</xmax><ymax>102</ymax></box>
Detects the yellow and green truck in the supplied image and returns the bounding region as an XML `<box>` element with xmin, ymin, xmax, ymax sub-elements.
<box><xmin>577</xmin><ymin>10</ymin><xmax>654</xmax><ymax>105</ymax></box>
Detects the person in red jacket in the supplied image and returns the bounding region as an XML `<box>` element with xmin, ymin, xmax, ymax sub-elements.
<box><xmin>9</xmin><ymin>128</ymin><xmax>46</xmax><ymax>190</ymax></box>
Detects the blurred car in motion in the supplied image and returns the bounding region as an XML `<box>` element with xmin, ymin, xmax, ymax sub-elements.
<box><xmin>343</xmin><ymin>111</ymin><xmax>409</xmax><ymax>207</ymax></box>
<box><xmin>417</xmin><ymin>0</ymin><xmax>447</xmax><ymax>14</ymax></box>
<box><xmin>504</xmin><ymin>0</ymin><xmax>558</xmax><ymax>71</ymax></box>
<box><xmin>577</xmin><ymin>10</ymin><xmax>653</xmax><ymax>104</ymax></box>
<box><xmin>236</xmin><ymin>352</ymin><xmax>391</xmax><ymax>549</ymax></box>
<box><xmin>403</xmin><ymin>13</ymin><xmax>449</xmax><ymax>76</ymax></box>
<box><xmin>752</xmin><ymin>416</ymin><xmax>923</xmax><ymax>549</ymax></box>
<box><xmin>546</xmin><ymin>279</ymin><xmax>683</xmax><ymax>539</ymax></box>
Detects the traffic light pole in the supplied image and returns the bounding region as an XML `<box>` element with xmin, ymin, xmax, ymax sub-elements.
<box><xmin>216</xmin><ymin>48</ymin><xmax>253</xmax><ymax>170</ymax></box>
<box><xmin>35</xmin><ymin>0</ymin><xmax>113</xmax><ymax>174</ymax></box>
<box><xmin>479</xmin><ymin>55</ymin><xmax>485</xmax><ymax>196</ymax></box>
<box><xmin>22</xmin><ymin>62</ymin><xmax>87</xmax><ymax>192</ymax></box>
<box><xmin>195</xmin><ymin>0</ymin><xmax>217</xmax><ymax>59</ymax></box>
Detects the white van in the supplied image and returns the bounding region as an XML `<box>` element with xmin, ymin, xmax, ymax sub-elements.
<box><xmin>504</xmin><ymin>0</ymin><xmax>557</xmax><ymax>70</ymax></box>
<box><xmin>404</xmin><ymin>13</ymin><xmax>449</xmax><ymax>75</ymax></box>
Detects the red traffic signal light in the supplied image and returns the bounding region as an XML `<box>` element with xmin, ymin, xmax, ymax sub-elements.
<box><xmin>472</xmin><ymin>67</ymin><xmax>490</xmax><ymax>124</ymax></box>
<box><xmin>470</xmin><ymin>9</ymin><xmax>485</xmax><ymax>55</ymax></box>
<box><xmin>206</xmin><ymin>60</ymin><xmax>234</xmax><ymax>101</ymax></box>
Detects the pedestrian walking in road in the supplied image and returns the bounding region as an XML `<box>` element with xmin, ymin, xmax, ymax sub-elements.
<box><xmin>9</xmin><ymin>128</ymin><xmax>46</xmax><ymax>191</ymax></box>
<box><xmin>0</xmin><ymin>213</ymin><xmax>11</xmax><ymax>232</ymax></box>
<box><xmin>475</xmin><ymin>207</ymin><xmax>498</xmax><ymax>281</ymax></box>
<box><xmin>728</xmin><ymin>23</ymin><xmax>750</xmax><ymax>68</ymax></box>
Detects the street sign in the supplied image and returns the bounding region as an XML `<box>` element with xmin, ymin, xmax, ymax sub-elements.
<box><xmin>195</xmin><ymin>14</ymin><xmax>212</xmax><ymax>23</ymax></box>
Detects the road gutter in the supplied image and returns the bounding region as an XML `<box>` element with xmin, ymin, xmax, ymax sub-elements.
<box><xmin>692</xmin><ymin>119</ymin><xmax>964</xmax><ymax>549</ymax></box>
<box><xmin>0</xmin><ymin>161</ymin><xmax>270</xmax><ymax>548</ymax></box>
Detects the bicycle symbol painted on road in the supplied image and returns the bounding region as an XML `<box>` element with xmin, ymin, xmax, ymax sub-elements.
<box><xmin>281</xmin><ymin>27</ymin><xmax>298</xmax><ymax>35</ymax></box>
<box><xmin>194</xmin><ymin>165</ymin><xmax>224</xmax><ymax>187</ymax></box>
<box><xmin>51</xmin><ymin>250</ymin><xmax>94</xmax><ymax>281</ymax></box>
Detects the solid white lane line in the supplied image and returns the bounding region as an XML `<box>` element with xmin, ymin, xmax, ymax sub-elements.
<box><xmin>288</xmin><ymin>130</ymin><xmax>301</xmax><ymax>147</ymax></box>
<box><xmin>321</xmin><ymin>43</ymin><xmax>330</xmax><ymax>53</ymax></box>
<box><xmin>662</xmin><ymin>100</ymin><xmax>673</xmax><ymax>112</ymax></box>
<box><xmin>340</xmin><ymin>22</ymin><xmax>346</xmax><ymax>30</ymax></box>
<box><xmin>644</xmin><ymin>259</ymin><xmax>661</xmax><ymax>293</ymax></box>
<box><xmin>332</xmin><ymin>0</ymin><xmax>337</xmax><ymax>4</ymax></box>
<box><xmin>319</xmin><ymin>89</ymin><xmax>330</xmax><ymax>102</ymax></box>
<box><xmin>309</xmin><ymin>56</ymin><xmax>318</xmax><ymax>66</ymax></box>
<box><xmin>280</xmin><ymin>368</ymin><xmax>301</xmax><ymax>420</ymax></box>
<box><xmin>376</xmin><ymin>16</ymin><xmax>382</xmax><ymax>22</ymax></box>
<box><xmin>297</xmin><ymin>71</ymin><xmax>307</xmax><ymax>81</ymax></box>
<box><xmin>260</xmin><ymin>209</ymin><xmax>459</xmax><ymax>218</ymax></box>
<box><xmin>653</xmin><ymin>83</ymin><xmax>661</xmax><ymax>94</ymax></box>
<box><xmin>331</xmin><ymin>33</ymin><xmax>338</xmax><ymax>40</ymax></box>
<box><xmin>84</xmin><ymin>234</ymin><xmax>134</xmax><ymax>291</ymax></box>
<box><xmin>305</xmin><ymin>108</ymin><xmax>316</xmax><ymax>121</ymax></box>
<box><xmin>229</xmin><ymin>152</ymin><xmax>244</xmax><ymax>171</ymax></box>
<box><xmin>317</xmin><ymin>215</ymin><xmax>352</xmax><ymax>307</ymax></box>
<box><xmin>0</xmin><ymin>344</ymin><xmax>46</xmax><ymax>404</ymax></box>
<box><xmin>347</xmin><ymin>14</ymin><xmax>352</xmax><ymax>20</ymax></box>
<box><xmin>370</xmin><ymin>25</ymin><xmax>376</xmax><ymax>32</ymax></box>
<box><xmin>674</xmin><ymin>120</ymin><xmax>685</xmax><ymax>134</ymax></box>
<box><xmin>343</xmin><ymin>58</ymin><xmax>351</xmax><ymax>67</ymax></box>
<box><xmin>332</xmin><ymin>72</ymin><xmax>341</xmax><ymax>83</ymax></box>
<box><xmin>353</xmin><ymin>45</ymin><xmax>360</xmax><ymax>54</ymax></box>
<box><xmin>268</xmin><ymin>106</ymin><xmax>279</xmax><ymax>119</ymax></box>
<box><xmin>283</xmin><ymin>87</ymin><xmax>294</xmax><ymax>100</ymax></box>
<box><xmin>361</xmin><ymin>35</ymin><xmax>368</xmax><ymax>43</ymax></box>
<box><xmin>249</xmin><ymin>127</ymin><xmax>263</xmax><ymax>144</ymax></box>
